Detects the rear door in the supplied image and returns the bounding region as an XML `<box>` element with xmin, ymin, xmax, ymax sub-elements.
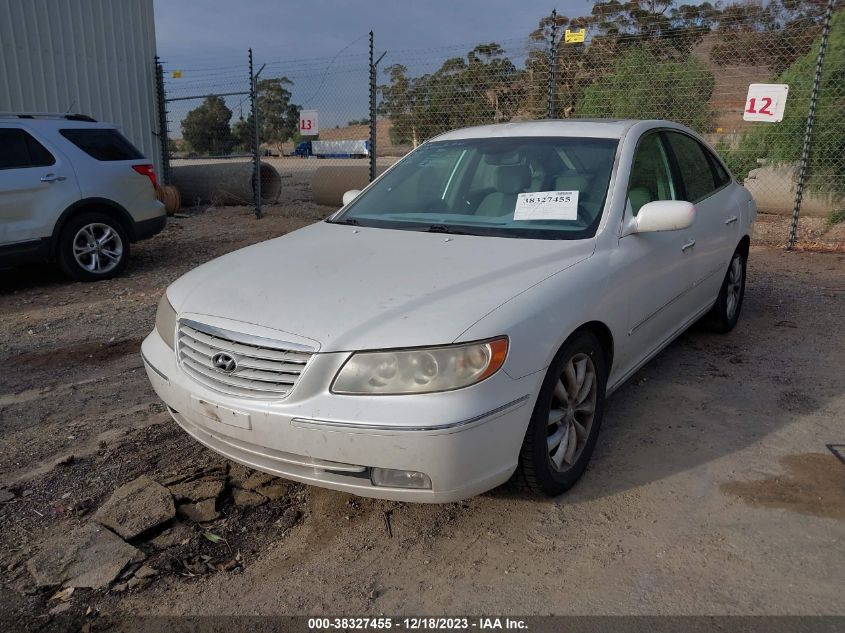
<box><xmin>662</xmin><ymin>131</ymin><xmax>737</xmax><ymax>311</ymax></box>
<box><xmin>0</xmin><ymin>126</ymin><xmax>79</xmax><ymax>245</ymax></box>
<box><xmin>57</xmin><ymin>126</ymin><xmax>157</xmax><ymax>213</ymax></box>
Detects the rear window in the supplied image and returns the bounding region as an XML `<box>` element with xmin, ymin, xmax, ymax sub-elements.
<box><xmin>60</xmin><ymin>128</ymin><xmax>144</xmax><ymax>161</ymax></box>
<box><xmin>0</xmin><ymin>128</ymin><xmax>55</xmax><ymax>169</ymax></box>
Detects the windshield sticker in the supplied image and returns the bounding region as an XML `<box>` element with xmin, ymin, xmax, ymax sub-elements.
<box><xmin>514</xmin><ymin>191</ymin><xmax>579</xmax><ymax>221</ymax></box>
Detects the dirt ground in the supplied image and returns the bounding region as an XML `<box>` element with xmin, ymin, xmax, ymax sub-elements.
<box><xmin>0</xmin><ymin>199</ymin><xmax>843</xmax><ymax>629</ymax></box>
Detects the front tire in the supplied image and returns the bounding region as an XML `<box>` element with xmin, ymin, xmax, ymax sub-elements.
<box><xmin>702</xmin><ymin>247</ymin><xmax>746</xmax><ymax>333</ymax></box>
<box><xmin>57</xmin><ymin>211</ymin><xmax>130</xmax><ymax>282</ymax></box>
<box><xmin>515</xmin><ymin>331</ymin><xmax>607</xmax><ymax>496</ymax></box>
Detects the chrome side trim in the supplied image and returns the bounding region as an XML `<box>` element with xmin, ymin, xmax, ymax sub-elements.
<box><xmin>141</xmin><ymin>350</ymin><xmax>169</xmax><ymax>383</ymax></box>
<box><xmin>180</xmin><ymin>318</ymin><xmax>316</xmax><ymax>353</ymax></box>
<box><xmin>291</xmin><ymin>394</ymin><xmax>531</xmax><ymax>434</ymax></box>
<box><xmin>628</xmin><ymin>262</ymin><xmax>725</xmax><ymax>336</ymax></box>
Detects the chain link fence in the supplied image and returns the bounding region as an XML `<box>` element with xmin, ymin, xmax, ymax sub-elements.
<box><xmin>155</xmin><ymin>1</ymin><xmax>844</xmax><ymax>248</ymax></box>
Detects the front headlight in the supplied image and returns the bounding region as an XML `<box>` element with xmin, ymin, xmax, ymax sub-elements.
<box><xmin>155</xmin><ymin>293</ymin><xmax>177</xmax><ymax>349</ymax></box>
<box><xmin>332</xmin><ymin>338</ymin><xmax>508</xmax><ymax>395</ymax></box>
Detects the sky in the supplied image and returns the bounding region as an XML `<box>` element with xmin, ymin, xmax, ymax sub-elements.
<box><xmin>154</xmin><ymin>0</ymin><xmax>596</xmax><ymax>133</ymax></box>
<box><xmin>154</xmin><ymin>1</ymin><xmax>595</xmax><ymax>67</ymax></box>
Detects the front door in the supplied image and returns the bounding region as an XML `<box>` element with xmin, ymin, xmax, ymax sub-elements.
<box><xmin>616</xmin><ymin>132</ymin><xmax>698</xmax><ymax>376</ymax></box>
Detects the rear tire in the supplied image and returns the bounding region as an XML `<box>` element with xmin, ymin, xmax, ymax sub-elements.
<box><xmin>702</xmin><ymin>247</ymin><xmax>746</xmax><ymax>333</ymax></box>
<box><xmin>514</xmin><ymin>331</ymin><xmax>607</xmax><ymax>496</ymax></box>
<box><xmin>57</xmin><ymin>211</ymin><xmax>130</xmax><ymax>282</ymax></box>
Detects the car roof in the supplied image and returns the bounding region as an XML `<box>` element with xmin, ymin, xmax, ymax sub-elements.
<box><xmin>432</xmin><ymin>119</ymin><xmax>675</xmax><ymax>141</ymax></box>
<box><xmin>0</xmin><ymin>113</ymin><xmax>115</xmax><ymax>129</ymax></box>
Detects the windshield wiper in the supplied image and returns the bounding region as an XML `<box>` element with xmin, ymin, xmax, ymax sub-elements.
<box><xmin>329</xmin><ymin>217</ymin><xmax>359</xmax><ymax>226</ymax></box>
<box><xmin>425</xmin><ymin>224</ymin><xmax>468</xmax><ymax>235</ymax></box>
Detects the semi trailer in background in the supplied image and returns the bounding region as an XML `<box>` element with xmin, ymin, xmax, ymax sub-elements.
<box><xmin>292</xmin><ymin>139</ymin><xmax>369</xmax><ymax>158</ymax></box>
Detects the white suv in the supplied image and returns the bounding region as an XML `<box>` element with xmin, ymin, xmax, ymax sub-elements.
<box><xmin>0</xmin><ymin>113</ymin><xmax>166</xmax><ymax>281</ymax></box>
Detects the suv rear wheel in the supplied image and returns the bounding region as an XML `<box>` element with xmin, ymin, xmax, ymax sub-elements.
<box><xmin>57</xmin><ymin>211</ymin><xmax>130</xmax><ymax>281</ymax></box>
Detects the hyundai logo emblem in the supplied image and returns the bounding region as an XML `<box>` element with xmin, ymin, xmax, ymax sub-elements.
<box><xmin>211</xmin><ymin>352</ymin><xmax>238</xmax><ymax>373</ymax></box>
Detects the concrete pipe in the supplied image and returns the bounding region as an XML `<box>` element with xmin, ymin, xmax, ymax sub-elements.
<box><xmin>170</xmin><ymin>161</ymin><xmax>282</xmax><ymax>206</ymax></box>
<box><xmin>311</xmin><ymin>165</ymin><xmax>387</xmax><ymax>207</ymax></box>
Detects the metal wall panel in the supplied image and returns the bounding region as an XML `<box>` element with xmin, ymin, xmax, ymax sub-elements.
<box><xmin>0</xmin><ymin>0</ymin><xmax>160</xmax><ymax>169</ymax></box>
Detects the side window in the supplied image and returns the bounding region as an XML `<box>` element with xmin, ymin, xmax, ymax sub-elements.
<box><xmin>0</xmin><ymin>128</ymin><xmax>55</xmax><ymax>169</ymax></box>
<box><xmin>664</xmin><ymin>132</ymin><xmax>717</xmax><ymax>202</ymax></box>
<box><xmin>59</xmin><ymin>128</ymin><xmax>144</xmax><ymax>161</ymax></box>
<box><xmin>627</xmin><ymin>133</ymin><xmax>676</xmax><ymax>215</ymax></box>
<box><xmin>706</xmin><ymin>150</ymin><xmax>731</xmax><ymax>188</ymax></box>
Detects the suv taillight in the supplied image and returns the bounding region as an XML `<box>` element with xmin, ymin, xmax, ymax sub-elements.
<box><xmin>132</xmin><ymin>164</ymin><xmax>158</xmax><ymax>189</ymax></box>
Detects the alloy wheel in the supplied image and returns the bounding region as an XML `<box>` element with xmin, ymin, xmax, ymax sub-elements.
<box><xmin>726</xmin><ymin>254</ymin><xmax>743</xmax><ymax>320</ymax></box>
<box><xmin>72</xmin><ymin>223</ymin><xmax>124</xmax><ymax>274</ymax></box>
<box><xmin>547</xmin><ymin>352</ymin><xmax>598</xmax><ymax>472</ymax></box>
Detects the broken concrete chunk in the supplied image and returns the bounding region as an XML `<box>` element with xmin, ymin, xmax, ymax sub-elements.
<box><xmin>134</xmin><ymin>565</ymin><xmax>158</xmax><ymax>579</ymax></box>
<box><xmin>48</xmin><ymin>602</ymin><xmax>73</xmax><ymax>616</ymax></box>
<box><xmin>0</xmin><ymin>489</ymin><xmax>14</xmax><ymax>503</ymax></box>
<box><xmin>255</xmin><ymin>482</ymin><xmax>289</xmax><ymax>500</ymax></box>
<box><xmin>176</xmin><ymin>498</ymin><xmax>219</xmax><ymax>523</ymax></box>
<box><xmin>127</xmin><ymin>576</ymin><xmax>151</xmax><ymax>590</ymax></box>
<box><xmin>27</xmin><ymin>523</ymin><xmax>145</xmax><ymax>589</ymax></box>
<box><xmin>150</xmin><ymin>522</ymin><xmax>193</xmax><ymax>549</ymax></box>
<box><xmin>227</xmin><ymin>462</ymin><xmax>250</xmax><ymax>485</ymax></box>
<box><xmin>232</xmin><ymin>488</ymin><xmax>267</xmax><ymax>507</ymax></box>
<box><xmin>94</xmin><ymin>476</ymin><xmax>175</xmax><ymax>540</ymax></box>
<box><xmin>168</xmin><ymin>477</ymin><xmax>225</xmax><ymax>502</ymax></box>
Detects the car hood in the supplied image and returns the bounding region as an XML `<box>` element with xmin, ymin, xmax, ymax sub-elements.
<box><xmin>167</xmin><ymin>222</ymin><xmax>594</xmax><ymax>352</ymax></box>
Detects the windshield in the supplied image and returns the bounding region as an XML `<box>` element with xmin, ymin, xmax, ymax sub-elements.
<box><xmin>331</xmin><ymin>136</ymin><xmax>619</xmax><ymax>239</ymax></box>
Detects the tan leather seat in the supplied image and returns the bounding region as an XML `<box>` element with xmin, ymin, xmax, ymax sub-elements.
<box><xmin>476</xmin><ymin>165</ymin><xmax>531</xmax><ymax>217</ymax></box>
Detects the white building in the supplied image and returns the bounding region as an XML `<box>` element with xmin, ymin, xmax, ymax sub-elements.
<box><xmin>0</xmin><ymin>0</ymin><xmax>161</xmax><ymax>169</ymax></box>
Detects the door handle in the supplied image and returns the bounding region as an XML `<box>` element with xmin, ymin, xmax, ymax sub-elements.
<box><xmin>40</xmin><ymin>174</ymin><xmax>66</xmax><ymax>183</ymax></box>
<box><xmin>681</xmin><ymin>239</ymin><xmax>696</xmax><ymax>252</ymax></box>
<box><xmin>725</xmin><ymin>216</ymin><xmax>738</xmax><ymax>225</ymax></box>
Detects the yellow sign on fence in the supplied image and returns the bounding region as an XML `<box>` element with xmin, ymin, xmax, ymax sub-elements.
<box><xmin>171</xmin><ymin>70</ymin><xmax>183</xmax><ymax>79</ymax></box>
<box><xmin>564</xmin><ymin>29</ymin><xmax>585</xmax><ymax>44</ymax></box>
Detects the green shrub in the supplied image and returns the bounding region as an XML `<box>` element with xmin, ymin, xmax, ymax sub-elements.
<box><xmin>577</xmin><ymin>49</ymin><xmax>715</xmax><ymax>133</ymax></box>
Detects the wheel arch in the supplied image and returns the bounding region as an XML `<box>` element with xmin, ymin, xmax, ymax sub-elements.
<box><xmin>50</xmin><ymin>198</ymin><xmax>136</xmax><ymax>257</ymax></box>
<box><xmin>571</xmin><ymin>320</ymin><xmax>614</xmax><ymax>375</ymax></box>
<box><xmin>737</xmin><ymin>234</ymin><xmax>750</xmax><ymax>257</ymax></box>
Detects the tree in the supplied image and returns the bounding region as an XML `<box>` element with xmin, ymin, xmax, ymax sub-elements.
<box><xmin>255</xmin><ymin>77</ymin><xmax>300</xmax><ymax>143</ymax></box>
<box><xmin>231</xmin><ymin>116</ymin><xmax>253</xmax><ymax>153</ymax></box>
<box><xmin>181</xmin><ymin>96</ymin><xmax>234</xmax><ymax>155</ymax></box>
<box><xmin>722</xmin><ymin>11</ymin><xmax>845</xmax><ymax>197</ymax></box>
<box><xmin>578</xmin><ymin>48</ymin><xmax>715</xmax><ymax>132</ymax></box>
<box><xmin>710</xmin><ymin>0</ymin><xmax>828</xmax><ymax>75</ymax></box>
<box><xmin>379</xmin><ymin>43</ymin><xmax>521</xmax><ymax>145</ymax></box>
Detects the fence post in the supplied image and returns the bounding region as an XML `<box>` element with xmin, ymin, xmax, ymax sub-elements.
<box><xmin>368</xmin><ymin>32</ymin><xmax>385</xmax><ymax>183</ymax></box>
<box><xmin>369</xmin><ymin>32</ymin><xmax>376</xmax><ymax>183</ymax></box>
<box><xmin>787</xmin><ymin>0</ymin><xmax>834</xmax><ymax>250</ymax></box>
<box><xmin>249</xmin><ymin>48</ymin><xmax>262</xmax><ymax>219</ymax></box>
<box><xmin>154</xmin><ymin>56</ymin><xmax>170</xmax><ymax>186</ymax></box>
<box><xmin>546</xmin><ymin>9</ymin><xmax>558</xmax><ymax>120</ymax></box>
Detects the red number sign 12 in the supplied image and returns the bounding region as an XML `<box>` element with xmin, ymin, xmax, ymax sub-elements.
<box><xmin>746</xmin><ymin>97</ymin><xmax>773</xmax><ymax>116</ymax></box>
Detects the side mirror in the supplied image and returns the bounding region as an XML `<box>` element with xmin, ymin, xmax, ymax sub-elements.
<box><xmin>342</xmin><ymin>189</ymin><xmax>361</xmax><ymax>206</ymax></box>
<box><xmin>628</xmin><ymin>200</ymin><xmax>696</xmax><ymax>234</ymax></box>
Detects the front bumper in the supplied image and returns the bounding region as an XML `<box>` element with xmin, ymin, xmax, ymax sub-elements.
<box><xmin>141</xmin><ymin>330</ymin><xmax>542</xmax><ymax>503</ymax></box>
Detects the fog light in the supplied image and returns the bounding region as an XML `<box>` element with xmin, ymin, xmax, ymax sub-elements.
<box><xmin>370</xmin><ymin>467</ymin><xmax>432</xmax><ymax>489</ymax></box>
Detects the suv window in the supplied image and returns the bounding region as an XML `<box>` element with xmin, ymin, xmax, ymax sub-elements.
<box><xmin>60</xmin><ymin>128</ymin><xmax>144</xmax><ymax>161</ymax></box>
<box><xmin>664</xmin><ymin>132</ymin><xmax>718</xmax><ymax>202</ymax></box>
<box><xmin>0</xmin><ymin>128</ymin><xmax>56</xmax><ymax>169</ymax></box>
<box><xmin>628</xmin><ymin>133</ymin><xmax>676</xmax><ymax>215</ymax></box>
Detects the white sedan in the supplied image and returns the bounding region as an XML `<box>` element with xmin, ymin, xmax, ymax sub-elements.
<box><xmin>142</xmin><ymin>119</ymin><xmax>755</xmax><ymax>502</ymax></box>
